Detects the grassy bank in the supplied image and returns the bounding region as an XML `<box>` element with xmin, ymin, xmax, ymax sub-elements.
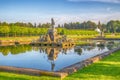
<box><xmin>75</xmin><ymin>41</ymin><xmax>91</xmax><ymax>45</ymax></box>
<box><xmin>64</xmin><ymin>50</ymin><xmax>120</xmax><ymax>80</ymax></box>
<box><xmin>68</xmin><ymin>34</ymin><xmax>120</xmax><ymax>39</ymax></box>
<box><xmin>0</xmin><ymin>50</ymin><xmax>120</xmax><ymax>80</ymax></box>
<box><xmin>67</xmin><ymin>35</ymin><xmax>98</xmax><ymax>39</ymax></box>
<box><xmin>0</xmin><ymin>36</ymin><xmax>39</xmax><ymax>42</ymax></box>
<box><xmin>0</xmin><ymin>34</ymin><xmax>120</xmax><ymax>42</ymax></box>
<box><xmin>105</xmin><ymin>35</ymin><xmax>120</xmax><ymax>39</ymax></box>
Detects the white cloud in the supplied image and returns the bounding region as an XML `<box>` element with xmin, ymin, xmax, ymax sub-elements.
<box><xmin>1</xmin><ymin>12</ymin><xmax>120</xmax><ymax>25</ymax></box>
<box><xmin>49</xmin><ymin>12</ymin><xmax>120</xmax><ymax>24</ymax></box>
<box><xmin>106</xmin><ymin>7</ymin><xmax>112</xmax><ymax>12</ymax></box>
<box><xmin>68</xmin><ymin>0</ymin><xmax>120</xmax><ymax>3</ymax></box>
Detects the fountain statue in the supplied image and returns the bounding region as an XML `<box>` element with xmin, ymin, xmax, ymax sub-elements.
<box><xmin>31</xmin><ymin>18</ymin><xmax>75</xmax><ymax>47</ymax></box>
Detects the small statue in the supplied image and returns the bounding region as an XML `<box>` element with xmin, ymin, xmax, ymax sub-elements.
<box><xmin>51</xmin><ymin>18</ymin><xmax>55</xmax><ymax>28</ymax></box>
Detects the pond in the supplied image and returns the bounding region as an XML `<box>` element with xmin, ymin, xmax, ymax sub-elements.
<box><xmin>0</xmin><ymin>40</ymin><xmax>120</xmax><ymax>71</ymax></box>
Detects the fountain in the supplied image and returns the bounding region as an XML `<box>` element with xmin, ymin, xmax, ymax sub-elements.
<box><xmin>31</xmin><ymin>18</ymin><xmax>75</xmax><ymax>47</ymax></box>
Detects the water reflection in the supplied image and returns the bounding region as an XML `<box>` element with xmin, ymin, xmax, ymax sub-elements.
<box><xmin>0</xmin><ymin>40</ymin><xmax>119</xmax><ymax>56</ymax></box>
<box><xmin>0</xmin><ymin>40</ymin><xmax>120</xmax><ymax>71</ymax></box>
<box><xmin>38</xmin><ymin>47</ymin><xmax>72</xmax><ymax>71</ymax></box>
<box><xmin>45</xmin><ymin>48</ymin><xmax>59</xmax><ymax>71</ymax></box>
<box><xmin>0</xmin><ymin>45</ymin><xmax>32</xmax><ymax>56</ymax></box>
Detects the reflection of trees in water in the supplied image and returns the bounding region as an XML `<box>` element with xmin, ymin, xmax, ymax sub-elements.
<box><xmin>32</xmin><ymin>47</ymin><xmax>39</xmax><ymax>51</ymax></box>
<box><xmin>0</xmin><ymin>45</ymin><xmax>32</xmax><ymax>56</ymax></box>
<box><xmin>106</xmin><ymin>41</ymin><xmax>120</xmax><ymax>50</ymax></box>
<box><xmin>81</xmin><ymin>45</ymin><xmax>96</xmax><ymax>51</ymax></box>
<box><xmin>97</xmin><ymin>44</ymin><xmax>105</xmax><ymax>50</ymax></box>
<box><xmin>74</xmin><ymin>47</ymin><xmax>82</xmax><ymax>55</ymax></box>
<box><xmin>106</xmin><ymin>44</ymin><xmax>114</xmax><ymax>50</ymax></box>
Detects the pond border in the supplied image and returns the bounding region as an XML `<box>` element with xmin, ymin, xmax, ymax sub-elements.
<box><xmin>59</xmin><ymin>47</ymin><xmax>120</xmax><ymax>74</ymax></box>
<box><xmin>0</xmin><ymin>47</ymin><xmax>120</xmax><ymax>78</ymax></box>
<box><xmin>0</xmin><ymin>66</ymin><xmax>68</xmax><ymax>79</ymax></box>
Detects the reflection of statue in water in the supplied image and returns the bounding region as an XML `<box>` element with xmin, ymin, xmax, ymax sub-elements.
<box><xmin>47</xmin><ymin>48</ymin><xmax>59</xmax><ymax>60</ymax></box>
<box><xmin>43</xmin><ymin>47</ymin><xmax>70</xmax><ymax>71</ymax></box>
<box><xmin>62</xmin><ymin>48</ymin><xmax>68</xmax><ymax>54</ymax></box>
<box><xmin>45</xmin><ymin>48</ymin><xmax>60</xmax><ymax>71</ymax></box>
<box><xmin>38</xmin><ymin>47</ymin><xmax>73</xmax><ymax>71</ymax></box>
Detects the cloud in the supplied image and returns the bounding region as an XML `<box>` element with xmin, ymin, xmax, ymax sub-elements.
<box><xmin>68</xmin><ymin>0</ymin><xmax>120</xmax><ymax>4</ymax></box>
<box><xmin>106</xmin><ymin>7</ymin><xmax>112</xmax><ymax>12</ymax></box>
<box><xmin>50</xmin><ymin>12</ymin><xmax>120</xmax><ymax>24</ymax></box>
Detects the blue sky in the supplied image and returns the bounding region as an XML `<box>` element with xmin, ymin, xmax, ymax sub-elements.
<box><xmin>0</xmin><ymin>0</ymin><xmax>120</xmax><ymax>24</ymax></box>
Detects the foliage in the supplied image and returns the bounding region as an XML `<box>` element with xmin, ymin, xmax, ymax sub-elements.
<box><xmin>106</xmin><ymin>20</ymin><xmax>120</xmax><ymax>33</ymax></box>
<box><xmin>0</xmin><ymin>20</ymin><xmax>120</xmax><ymax>37</ymax></box>
<box><xmin>61</xmin><ymin>20</ymin><xmax>120</xmax><ymax>34</ymax></box>
<box><xmin>0</xmin><ymin>26</ymin><xmax>48</xmax><ymax>37</ymax></box>
<box><xmin>63</xmin><ymin>21</ymin><xmax>97</xmax><ymax>30</ymax></box>
<box><xmin>57</xmin><ymin>28</ymin><xmax>98</xmax><ymax>35</ymax></box>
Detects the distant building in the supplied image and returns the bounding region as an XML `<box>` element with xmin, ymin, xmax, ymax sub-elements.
<box><xmin>95</xmin><ymin>27</ymin><xmax>101</xmax><ymax>33</ymax></box>
<box><xmin>95</xmin><ymin>21</ymin><xmax>104</xmax><ymax>37</ymax></box>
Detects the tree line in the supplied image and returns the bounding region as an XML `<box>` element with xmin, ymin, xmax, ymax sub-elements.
<box><xmin>61</xmin><ymin>20</ymin><xmax>120</xmax><ymax>33</ymax></box>
<box><xmin>0</xmin><ymin>20</ymin><xmax>120</xmax><ymax>37</ymax></box>
<box><xmin>0</xmin><ymin>22</ymin><xmax>49</xmax><ymax>37</ymax></box>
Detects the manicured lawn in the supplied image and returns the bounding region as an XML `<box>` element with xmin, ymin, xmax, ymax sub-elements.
<box><xmin>0</xmin><ymin>36</ymin><xmax>39</xmax><ymax>41</ymax></box>
<box><xmin>105</xmin><ymin>35</ymin><xmax>120</xmax><ymax>39</ymax></box>
<box><xmin>0</xmin><ymin>50</ymin><xmax>120</xmax><ymax>80</ymax></box>
<box><xmin>64</xmin><ymin>50</ymin><xmax>120</xmax><ymax>80</ymax></box>
<box><xmin>0</xmin><ymin>72</ymin><xmax>59</xmax><ymax>80</ymax></box>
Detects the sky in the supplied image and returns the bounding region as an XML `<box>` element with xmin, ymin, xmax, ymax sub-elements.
<box><xmin>0</xmin><ymin>0</ymin><xmax>120</xmax><ymax>24</ymax></box>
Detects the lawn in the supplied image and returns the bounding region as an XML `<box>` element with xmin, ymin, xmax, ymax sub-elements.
<box><xmin>64</xmin><ymin>50</ymin><xmax>120</xmax><ymax>80</ymax></box>
<box><xmin>0</xmin><ymin>36</ymin><xmax>39</xmax><ymax>42</ymax></box>
<box><xmin>0</xmin><ymin>50</ymin><xmax>120</xmax><ymax>80</ymax></box>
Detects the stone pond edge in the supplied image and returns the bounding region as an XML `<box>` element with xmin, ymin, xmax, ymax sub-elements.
<box><xmin>59</xmin><ymin>47</ymin><xmax>120</xmax><ymax>74</ymax></box>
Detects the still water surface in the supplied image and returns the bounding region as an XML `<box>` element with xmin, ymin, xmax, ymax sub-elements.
<box><xmin>0</xmin><ymin>40</ymin><xmax>120</xmax><ymax>71</ymax></box>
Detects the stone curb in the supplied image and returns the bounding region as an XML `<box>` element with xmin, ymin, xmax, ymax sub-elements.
<box><xmin>0</xmin><ymin>66</ymin><xmax>68</xmax><ymax>79</ymax></box>
<box><xmin>59</xmin><ymin>47</ymin><xmax>120</xmax><ymax>74</ymax></box>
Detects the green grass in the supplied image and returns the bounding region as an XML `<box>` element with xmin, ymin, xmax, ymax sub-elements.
<box><xmin>0</xmin><ymin>36</ymin><xmax>39</xmax><ymax>41</ymax></box>
<box><xmin>105</xmin><ymin>35</ymin><xmax>120</xmax><ymax>39</ymax></box>
<box><xmin>0</xmin><ymin>34</ymin><xmax>120</xmax><ymax>42</ymax></box>
<box><xmin>75</xmin><ymin>41</ymin><xmax>91</xmax><ymax>45</ymax></box>
<box><xmin>0</xmin><ymin>72</ymin><xmax>59</xmax><ymax>80</ymax></box>
<box><xmin>0</xmin><ymin>50</ymin><xmax>120</xmax><ymax>80</ymax></box>
<box><xmin>67</xmin><ymin>35</ymin><xmax>98</xmax><ymax>39</ymax></box>
<box><xmin>64</xmin><ymin>50</ymin><xmax>120</xmax><ymax>80</ymax></box>
<box><xmin>68</xmin><ymin>34</ymin><xmax>120</xmax><ymax>39</ymax></box>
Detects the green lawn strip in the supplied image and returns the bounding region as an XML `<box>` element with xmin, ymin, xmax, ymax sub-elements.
<box><xmin>0</xmin><ymin>50</ymin><xmax>120</xmax><ymax>80</ymax></box>
<box><xmin>64</xmin><ymin>50</ymin><xmax>120</xmax><ymax>80</ymax></box>
<box><xmin>75</xmin><ymin>41</ymin><xmax>91</xmax><ymax>46</ymax></box>
<box><xmin>0</xmin><ymin>72</ymin><xmax>60</xmax><ymax>80</ymax></box>
<box><xmin>0</xmin><ymin>36</ymin><xmax>39</xmax><ymax>41</ymax></box>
